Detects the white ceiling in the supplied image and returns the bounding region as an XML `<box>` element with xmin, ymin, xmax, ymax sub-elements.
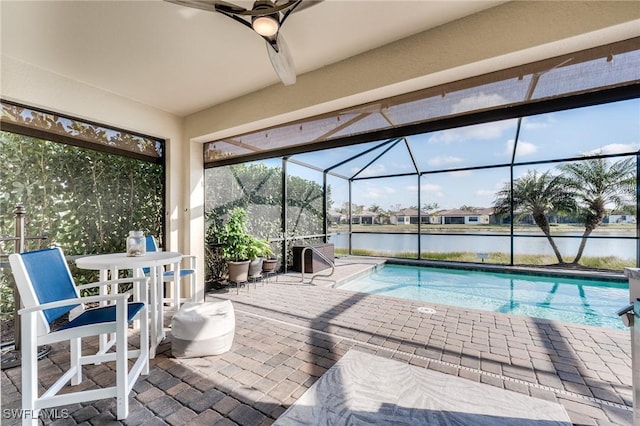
<box><xmin>1</xmin><ymin>0</ymin><xmax>505</xmax><ymax>117</ymax></box>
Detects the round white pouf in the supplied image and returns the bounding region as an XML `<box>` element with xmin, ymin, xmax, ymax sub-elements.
<box><xmin>171</xmin><ymin>300</ymin><xmax>235</xmax><ymax>358</ymax></box>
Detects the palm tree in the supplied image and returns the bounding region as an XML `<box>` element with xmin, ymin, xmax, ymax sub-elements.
<box><xmin>558</xmin><ymin>157</ymin><xmax>636</xmax><ymax>264</ymax></box>
<box><xmin>494</xmin><ymin>170</ymin><xmax>576</xmax><ymax>264</ymax></box>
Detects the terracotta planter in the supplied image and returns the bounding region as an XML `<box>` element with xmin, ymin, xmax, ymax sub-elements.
<box><xmin>227</xmin><ymin>260</ymin><xmax>250</xmax><ymax>283</ymax></box>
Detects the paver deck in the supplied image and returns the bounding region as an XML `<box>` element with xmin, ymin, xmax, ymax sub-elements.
<box><xmin>1</xmin><ymin>257</ymin><xmax>634</xmax><ymax>425</ymax></box>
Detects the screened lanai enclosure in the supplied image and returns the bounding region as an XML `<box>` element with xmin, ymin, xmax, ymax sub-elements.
<box><xmin>204</xmin><ymin>38</ymin><xmax>640</xmax><ymax>277</ymax></box>
<box><xmin>0</xmin><ymin>102</ymin><xmax>166</xmax><ymax>287</ymax></box>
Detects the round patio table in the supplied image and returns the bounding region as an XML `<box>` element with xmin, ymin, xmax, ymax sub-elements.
<box><xmin>76</xmin><ymin>251</ymin><xmax>183</xmax><ymax>358</ymax></box>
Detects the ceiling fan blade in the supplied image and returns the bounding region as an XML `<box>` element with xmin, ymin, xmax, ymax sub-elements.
<box><xmin>164</xmin><ymin>0</ymin><xmax>245</xmax><ymax>14</ymax></box>
<box><xmin>289</xmin><ymin>0</ymin><xmax>323</xmax><ymax>13</ymax></box>
<box><xmin>266</xmin><ymin>36</ymin><xmax>296</xmax><ymax>85</ymax></box>
<box><xmin>279</xmin><ymin>0</ymin><xmax>321</xmax><ymax>24</ymax></box>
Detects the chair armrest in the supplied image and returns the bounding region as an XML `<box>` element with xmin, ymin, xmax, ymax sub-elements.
<box><xmin>76</xmin><ymin>277</ymin><xmax>148</xmax><ymax>291</ymax></box>
<box><xmin>19</xmin><ymin>292</ymin><xmax>133</xmax><ymax>315</ymax></box>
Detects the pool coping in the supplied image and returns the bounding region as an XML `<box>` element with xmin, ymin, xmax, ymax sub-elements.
<box><xmin>382</xmin><ymin>257</ymin><xmax>627</xmax><ymax>282</ymax></box>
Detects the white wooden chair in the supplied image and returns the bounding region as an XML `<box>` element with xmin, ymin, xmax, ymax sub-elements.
<box><xmin>9</xmin><ymin>247</ymin><xmax>149</xmax><ymax>425</ymax></box>
<box><xmin>145</xmin><ymin>235</ymin><xmax>197</xmax><ymax>308</ymax></box>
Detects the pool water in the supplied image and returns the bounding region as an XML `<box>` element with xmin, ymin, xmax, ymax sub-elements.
<box><xmin>337</xmin><ymin>264</ymin><xmax>629</xmax><ymax>329</ymax></box>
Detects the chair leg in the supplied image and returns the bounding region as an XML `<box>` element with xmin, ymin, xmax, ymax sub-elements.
<box><xmin>21</xmin><ymin>313</ymin><xmax>39</xmax><ymax>426</ymax></box>
<box><xmin>115</xmin><ymin>300</ymin><xmax>129</xmax><ymax>420</ymax></box>
<box><xmin>190</xmin><ymin>271</ymin><xmax>197</xmax><ymax>303</ymax></box>
<box><xmin>70</xmin><ymin>338</ymin><xmax>82</xmax><ymax>385</ymax></box>
<box><xmin>140</xmin><ymin>305</ymin><xmax>149</xmax><ymax>376</ymax></box>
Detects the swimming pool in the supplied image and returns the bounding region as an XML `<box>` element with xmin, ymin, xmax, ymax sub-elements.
<box><xmin>336</xmin><ymin>264</ymin><xmax>629</xmax><ymax>329</ymax></box>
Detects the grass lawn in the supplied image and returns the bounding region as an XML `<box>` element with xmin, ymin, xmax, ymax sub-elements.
<box><xmin>330</xmin><ymin>223</ymin><xmax>635</xmax><ymax>235</ymax></box>
<box><xmin>335</xmin><ymin>248</ymin><xmax>634</xmax><ymax>271</ymax></box>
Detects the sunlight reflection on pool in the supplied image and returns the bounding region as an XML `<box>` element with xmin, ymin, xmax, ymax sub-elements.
<box><xmin>337</xmin><ymin>264</ymin><xmax>628</xmax><ymax>329</ymax></box>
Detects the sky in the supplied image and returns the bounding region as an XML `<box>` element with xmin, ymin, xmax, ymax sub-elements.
<box><xmin>286</xmin><ymin>98</ymin><xmax>640</xmax><ymax>212</ymax></box>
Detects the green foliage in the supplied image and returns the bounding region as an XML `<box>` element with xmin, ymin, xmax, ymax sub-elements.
<box><xmin>0</xmin><ymin>131</ymin><xmax>164</xmax><ymax>313</ymax></box>
<box><xmin>494</xmin><ymin>158</ymin><xmax>637</xmax><ymax>265</ymax></box>
<box><xmin>494</xmin><ymin>170</ymin><xmax>577</xmax><ymax>263</ymax></box>
<box><xmin>335</xmin><ymin>248</ymin><xmax>634</xmax><ymax>271</ymax></box>
<box><xmin>205</xmin><ymin>163</ymin><xmax>283</xmax><ymax>242</ymax></box>
<box><xmin>217</xmin><ymin>207</ymin><xmax>252</xmax><ymax>261</ymax></box>
<box><xmin>0</xmin><ymin>269</ymin><xmax>15</xmax><ymax>321</ymax></box>
<box><xmin>246</xmin><ymin>238</ymin><xmax>273</xmax><ymax>259</ymax></box>
<box><xmin>559</xmin><ymin>157</ymin><xmax>636</xmax><ymax>262</ymax></box>
<box><xmin>205</xmin><ymin>162</ymin><xmax>327</xmax><ymax>279</ymax></box>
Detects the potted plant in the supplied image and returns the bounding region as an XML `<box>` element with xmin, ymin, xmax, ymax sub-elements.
<box><xmin>247</xmin><ymin>237</ymin><xmax>273</xmax><ymax>278</ymax></box>
<box><xmin>261</xmin><ymin>241</ymin><xmax>278</xmax><ymax>274</ymax></box>
<box><xmin>262</xmin><ymin>257</ymin><xmax>278</xmax><ymax>274</ymax></box>
<box><xmin>218</xmin><ymin>207</ymin><xmax>252</xmax><ymax>283</ymax></box>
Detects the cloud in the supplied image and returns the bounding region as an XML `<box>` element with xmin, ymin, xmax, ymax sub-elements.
<box><xmin>422</xmin><ymin>183</ymin><xmax>442</xmax><ymax>192</ymax></box>
<box><xmin>476</xmin><ymin>180</ymin><xmax>509</xmax><ymax>199</ymax></box>
<box><xmin>506</xmin><ymin>139</ymin><xmax>537</xmax><ymax>157</ymax></box>
<box><xmin>428</xmin><ymin>119</ymin><xmax>515</xmax><ymax>144</ymax></box>
<box><xmin>353</xmin><ymin>163</ymin><xmax>387</xmax><ymax>177</ymax></box>
<box><xmin>428</xmin><ymin>155</ymin><xmax>463</xmax><ymax>166</ymax></box>
<box><xmin>421</xmin><ymin>183</ymin><xmax>444</xmax><ymax>198</ymax></box>
<box><xmin>450</xmin><ymin>92</ymin><xmax>509</xmax><ymax>114</ymax></box>
<box><xmin>391</xmin><ymin>161</ymin><xmax>415</xmax><ymax>172</ymax></box>
<box><xmin>447</xmin><ymin>170</ymin><xmax>473</xmax><ymax>177</ymax></box>
<box><xmin>522</xmin><ymin>115</ymin><xmax>556</xmax><ymax>130</ymax></box>
<box><xmin>581</xmin><ymin>143</ymin><xmax>640</xmax><ymax>156</ymax></box>
<box><xmin>356</xmin><ymin>184</ymin><xmax>397</xmax><ymax>201</ymax></box>
<box><xmin>523</xmin><ymin>121</ymin><xmax>548</xmax><ymax>130</ymax></box>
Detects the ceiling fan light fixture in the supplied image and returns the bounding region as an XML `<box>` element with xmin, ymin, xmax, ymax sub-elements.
<box><xmin>252</xmin><ymin>14</ymin><xmax>279</xmax><ymax>37</ymax></box>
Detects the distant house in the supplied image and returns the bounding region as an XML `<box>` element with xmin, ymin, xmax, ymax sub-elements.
<box><xmin>328</xmin><ymin>210</ymin><xmax>345</xmax><ymax>225</ymax></box>
<box><xmin>603</xmin><ymin>213</ymin><xmax>636</xmax><ymax>224</ymax></box>
<box><xmin>390</xmin><ymin>208</ymin><xmax>431</xmax><ymax>225</ymax></box>
<box><xmin>351</xmin><ymin>210</ymin><xmax>378</xmax><ymax>225</ymax></box>
<box><xmin>433</xmin><ymin>208</ymin><xmax>495</xmax><ymax>225</ymax></box>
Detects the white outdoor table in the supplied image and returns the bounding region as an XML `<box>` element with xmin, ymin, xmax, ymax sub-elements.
<box><xmin>76</xmin><ymin>251</ymin><xmax>182</xmax><ymax>358</ymax></box>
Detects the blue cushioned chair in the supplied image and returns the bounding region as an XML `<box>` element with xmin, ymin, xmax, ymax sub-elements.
<box><xmin>145</xmin><ymin>235</ymin><xmax>197</xmax><ymax>309</ymax></box>
<box><xmin>9</xmin><ymin>247</ymin><xmax>149</xmax><ymax>425</ymax></box>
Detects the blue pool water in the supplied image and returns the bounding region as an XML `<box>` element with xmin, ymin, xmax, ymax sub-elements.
<box><xmin>337</xmin><ymin>265</ymin><xmax>629</xmax><ymax>329</ymax></box>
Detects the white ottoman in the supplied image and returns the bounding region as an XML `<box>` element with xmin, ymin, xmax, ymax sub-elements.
<box><xmin>171</xmin><ymin>300</ymin><xmax>235</xmax><ymax>358</ymax></box>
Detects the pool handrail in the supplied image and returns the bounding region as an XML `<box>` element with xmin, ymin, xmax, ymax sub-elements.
<box><xmin>300</xmin><ymin>246</ymin><xmax>335</xmax><ymax>283</ymax></box>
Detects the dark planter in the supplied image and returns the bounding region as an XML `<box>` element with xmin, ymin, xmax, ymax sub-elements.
<box><xmin>262</xmin><ymin>259</ymin><xmax>278</xmax><ymax>273</ymax></box>
<box><xmin>248</xmin><ymin>258</ymin><xmax>263</xmax><ymax>278</ymax></box>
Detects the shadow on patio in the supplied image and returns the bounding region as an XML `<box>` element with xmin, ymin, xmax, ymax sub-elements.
<box><xmin>0</xmin><ymin>269</ymin><xmax>634</xmax><ymax>425</ymax></box>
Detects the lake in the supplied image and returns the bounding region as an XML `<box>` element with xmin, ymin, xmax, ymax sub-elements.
<box><xmin>328</xmin><ymin>231</ymin><xmax>636</xmax><ymax>260</ymax></box>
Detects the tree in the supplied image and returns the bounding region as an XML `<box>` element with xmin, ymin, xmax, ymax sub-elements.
<box><xmin>1</xmin><ymin>130</ymin><xmax>164</xmax><ymax>318</ymax></box>
<box><xmin>204</xmin><ymin>162</ymin><xmax>328</xmax><ymax>279</ymax></box>
<box><xmin>558</xmin><ymin>157</ymin><xmax>636</xmax><ymax>264</ymax></box>
<box><xmin>0</xmin><ymin>131</ymin><xmax>163</xmax><ymax>257</ymax></box>
<box><xmin>494</xmin><ymin>170</ymin><xmax>576</xmax><ymax>264</ymax></box>
<box><xmin>423</xmin><ymin>202</ymin><xmax>440</xmax><ymax>213</ymax></box>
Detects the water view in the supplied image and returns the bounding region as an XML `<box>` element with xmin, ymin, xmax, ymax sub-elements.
<box><xmin>337</xmin><ymin>264</ymin><xmax>629</xmax><ymax>329</ymax></box>
<box><xmin>329</xmin><ymin>231</ymin><xmax>636</xmax><ymax>261</ymax></box>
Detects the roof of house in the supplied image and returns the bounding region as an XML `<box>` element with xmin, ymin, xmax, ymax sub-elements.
<box><xmin>436</xmin><ymin>208</ymin><xmax>494</xmax><ymax>216</ymax></box>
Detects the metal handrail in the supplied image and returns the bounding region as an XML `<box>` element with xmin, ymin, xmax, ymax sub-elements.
<box><xmin>1</xmin><ymin>204</ymin><xmax>50</xmax><ymax>367</ymax></box>
<box><xmin>300</xmin><ymin>246</ymin><xmax>335</xmax><ymax>283</ymax></box>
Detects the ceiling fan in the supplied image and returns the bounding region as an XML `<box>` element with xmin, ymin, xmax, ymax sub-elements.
<box><xmin>165</xmin><ymin>0</ymin><xmax>321</xmax><ymax>85</ymax></box>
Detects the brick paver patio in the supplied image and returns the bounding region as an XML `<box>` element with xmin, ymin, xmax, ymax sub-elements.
<box><xmin>1</xmin><ymin>258</ymin><xmax>634</xmax><ymax>425</ymax></box>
